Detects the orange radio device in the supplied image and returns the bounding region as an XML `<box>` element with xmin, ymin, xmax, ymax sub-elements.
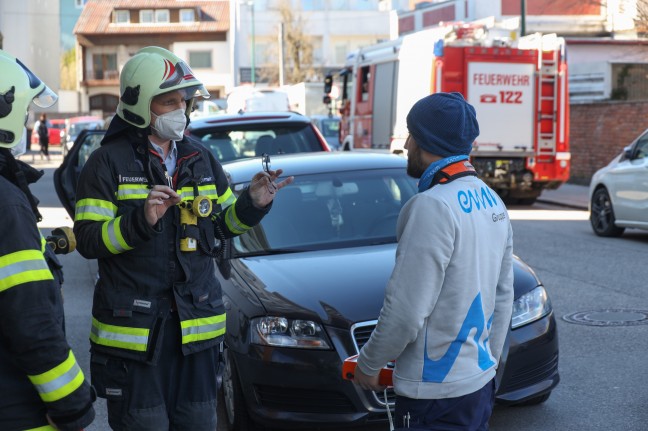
<box><xmin>342</xmin><ymin>355</ymin><xmax>394</xmax><ymax>387</ymax></box>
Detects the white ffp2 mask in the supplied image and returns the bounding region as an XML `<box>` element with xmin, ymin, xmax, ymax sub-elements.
<box><xmin>152</xmin><ymin>108</ymin><xmax>186</xmax><ymax>141</ymax></box>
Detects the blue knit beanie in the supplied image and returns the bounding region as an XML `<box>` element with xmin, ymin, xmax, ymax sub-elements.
<box><xmin>406</xmin><ymin>92</ymin><xmax>479</xmax><ymax>157</ymax></box>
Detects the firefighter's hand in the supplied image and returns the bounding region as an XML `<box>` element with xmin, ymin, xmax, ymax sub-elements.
<box><xmin>352</xmin><ymin>367</ymin><xmax>386</xmax><ymax>392</ymax></box>
<box><xmin>249</xmin><ymin>169</ymin><xmax>294</xmax><ymax>209</ymax></box>
<box><xmin>145</xmin><ymin>185</ymin><xmax>181</xmax><ymax>226</ymax></box>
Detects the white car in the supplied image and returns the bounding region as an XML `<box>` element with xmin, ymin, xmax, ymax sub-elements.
<box><xmin>589</xmin><ymin>128</ymin><xmax>648</xmax><ymax>236</ymax></box>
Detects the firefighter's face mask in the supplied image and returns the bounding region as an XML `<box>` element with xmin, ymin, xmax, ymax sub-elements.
<box><xmin>151</xmin><ymin>108</ymin><xmax>186</xmax><ymax>142</ymax></box>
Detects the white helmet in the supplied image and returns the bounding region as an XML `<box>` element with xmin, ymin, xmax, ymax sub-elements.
<box><xmin>117</xmin><ymin>46</ymin><xmax>209</xmax><ymax>128</ymax></box>
<box><xmin>0</xmin><ymin>49</ymin><xmax>57</xmax><ymax>148</ymax></box>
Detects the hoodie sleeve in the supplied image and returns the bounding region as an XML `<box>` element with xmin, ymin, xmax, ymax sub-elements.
<box><xmin>357</xmin><ymin>195</ymin><xmax>454</xmax><ymax>375</ymax></box>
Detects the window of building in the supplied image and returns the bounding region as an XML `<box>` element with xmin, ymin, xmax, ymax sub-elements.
<box><xmin>350</xmin><ymin>0</ymin><xmax>376</xmax><ymax>10</ymax></box>
<box><xmin>189</xmin><ymin>51</ymin><xmax>212</xmax><ymax>69</ymax></box>
<box><xmin>155</xmin><ymin>9</ymin><xmax>170</xmax><ymax>23</ymax></box>
<box><xmin>302</xmin><ymin>0</ymin><xmax>324</xmax><ymax>10</ymax></box>
<box><xmin>89</xmin><ymin>94</ymin><xmax>119</xmax><ymax>113</ymax></box>
<box><xmin>180</xmin><ymin>9</ymin><xmax>195</xmax><ymax>23</ymax></box>
<box><xmin>140</xmin><ymin>10</ymin><xmax>154</xmax><ymax>23</ymax></box>
<box><xmin>331</xmin><ymin>0</ymin><xmax>350</xmax><ymax>8</ymax></box>
<box><xmin>92</xmin><ymin>54</ymin><xmax>118</xmax><ymax>80</ymax></box>
<box><xmin>114</xmin><ymin>10</ymin><xmax>130</xmax><ymax>24</ymax></box>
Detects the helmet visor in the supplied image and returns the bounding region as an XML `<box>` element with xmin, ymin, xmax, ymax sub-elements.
<box><xmin>30</xmin><ymin>85</ymin><xmax>58</xmax><ymax>108</ymax></box>
<box><xmin>181</xmin><ymin>84</ymin><xmax>210</xmax><ymax>100</ymax></box>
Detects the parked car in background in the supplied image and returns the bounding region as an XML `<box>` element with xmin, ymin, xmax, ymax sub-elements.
<box><xmin>190</xmin><ymin>98</ymin><xmax>227</xmax><ymax>120</ymax></box>
<box><xmin>55</xmin><ymin>135</ymin><xmax>558</xmax><ymax>431</ymax></box>
<box><xmin>63</xmin><ymin>116</ymin><xmax>104</xmax><ymax>155</ymax></box>
<box><xmin>187</xmin><ymin>111</ymin><xmax>330</xmax><ymax>163</ymax></box>
<box><xmin>311</xmin><ymin>114</ymin><xmax>341</xmax><ymax>151</ymax></box>
<box><xmin>589</xmin><ymin>128</ymin><xmax>648</xmax><ymax>236</ymax></box>
<box><xmin>31</xmin><ymin>118</ymin><xmax>65</xmax><ymax>148</ymax></box>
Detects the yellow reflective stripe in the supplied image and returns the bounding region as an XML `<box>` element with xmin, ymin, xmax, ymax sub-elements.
<box><xmin>217</xmin><ymin>188</ymin><xmax>235</xmax><ymax>207</ymax></box>
<box><xmin>117</xmin><ymin>184</ymin><xmax>149</xmax><ymax>200</ymax></box>
<box><xmin>101</xmin><ymin>216</ymin><xmax>133</xmax><ymax>254</ymax></box>
<box><xmin>197</xmin><ymin>184</ymin><xmax>217</xmax><ymax>200</ymax></box>
<box><xmin>181</xmin><ymin>314</ymin><xmax>226</xmax><ymax>344</ymax></box>
<box><xmin>0</xmin><ymin>250</ymin><xmax>53</xmax><ymax>292</ymax></box>
<box><xmin>179</xmin><ymin>187</ymin><xmax>195</xmax><ymax>201</ymax></box>
<box><xmin>224</xmin><ymin>205</ymin><xmax>249</xmax><ymax>235</ymax></box>
<box><xmin>27</xmin><ymin>350</ymin><xmax>85</xmax><ymax>403</ymax></box>
<box><xmin>24</xmin><ymin>425</ymin><xmax>57</xmax><ymax>431</ymax></box>
<box><xmin>75</xmin><ymin>198</ymin><xmax>116</xmax><ymax>221</ymax></box>
<box><xmin>41</xmin><ymin>235</ymin><xmax>47</xmax><ymax>253</ymax></box>
<box><xmin>90</xmin><ymin>317</ymin><xmax>149</xmax><ymax>351</ymax></box>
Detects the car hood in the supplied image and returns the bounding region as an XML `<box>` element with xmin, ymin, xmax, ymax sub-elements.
<box><xmin>232</xmin><ymin>245</ymin><xmax>396</xmax><ymax>327</ymax></box>
<box><xmin>231</xmin><ymin>246</ymin><xmax>538</xmax><ymax>328</ymax></box>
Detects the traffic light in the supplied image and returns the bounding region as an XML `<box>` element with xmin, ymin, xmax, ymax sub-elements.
<box><xmin>324</xmin><ymin>74</ymin><xmax>333</xmax><ymax>95</ymax></box>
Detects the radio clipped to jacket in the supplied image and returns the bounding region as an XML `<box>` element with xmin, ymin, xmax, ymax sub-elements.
<box><xmin>178</xmin><ymin>195</ymin><xmax>212</xmax><ymax>252</ymax></box>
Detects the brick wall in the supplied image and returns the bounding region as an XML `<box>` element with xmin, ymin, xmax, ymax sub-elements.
<box><xmin>569</xmin><ymin>101</ymin><xmax>648</xmax><ymax>184</ymax></box>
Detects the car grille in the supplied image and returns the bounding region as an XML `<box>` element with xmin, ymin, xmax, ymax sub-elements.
<box><xmin>351</xmin><ymin>321</ymin><xmax>396</xmax><ymax>406</ymax></box>
<box><xmin>498</xmin><ymin>352</ymin><xmax>559</xmax><ymax>394</ymax></box>
<box><xmin>254</xmin><ymin>385</ymin><xmax>356</xmax><ymax>413</ymax></box>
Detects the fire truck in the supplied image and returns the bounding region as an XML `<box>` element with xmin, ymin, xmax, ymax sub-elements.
<box><xmin>328</xmin><ymin>17</ymin><xmax>570</xmax><ymax>203</ymax></box>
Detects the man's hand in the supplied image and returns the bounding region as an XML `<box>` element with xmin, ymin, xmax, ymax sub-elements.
<box><xmin>352</xmin><ymin>366</ymin><xmax>386</xmax><ymax>392</ymax></box>
<box><xmin>248</xmin><ymin>169</ymin><xmax>294</xmax><ymax>209</ymax></box>
<box><xmin>144</xmin><ymin>185</ymin><xmax>181</xmax><ymax>226</ymax></box>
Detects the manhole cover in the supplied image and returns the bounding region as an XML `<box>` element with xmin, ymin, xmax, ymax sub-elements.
<box><xmin>562</xmin><ymin>309</ymin><xmax>648</xmax><ymax>326</ymax></box>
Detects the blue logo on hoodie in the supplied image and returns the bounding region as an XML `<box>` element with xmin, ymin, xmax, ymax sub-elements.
<box><xmin>422</xmin><ymin>292</ymin><xmax>495</xmax><ymax>383</ymax></box>
<box><xmin>457</xmin><ymin>187</ymin><xmax>499</xmax><ymax>213</ymax></box>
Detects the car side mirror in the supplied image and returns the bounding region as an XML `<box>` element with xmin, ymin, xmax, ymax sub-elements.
<box><xmin>623</xmin><ymin>146</ymin><xmax>634</xmax><ymax>160</ymax></box>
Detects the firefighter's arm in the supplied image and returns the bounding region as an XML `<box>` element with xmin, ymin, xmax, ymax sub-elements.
<box><xmin>73</xmin><ymin>149</ymin><xmax>161</xmax><ymax>259</ymax></box>
<box><xmin>0</xmin><ymin>205</ymin><xmax>95</xmax><ymax>430</ymax></box>
<box><xmin>208</xmin><ymin>155</ymin><xmax>271</xmax><ymax>239</ymax></box>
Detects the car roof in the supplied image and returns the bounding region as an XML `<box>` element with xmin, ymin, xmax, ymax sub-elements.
<box><xmin>224</xmin><ymin>151</ymin><xmax>406</xmax><ymax>184</ymax></box>
<box><xmin>188</xmin><ymin>111</ymin><xmax>311</xmax><ymax>130</ymax></box>
<box><xmin>67</xmin><ymin>116</ymin><xmax>103</xmax><ymax>123</ymax></box>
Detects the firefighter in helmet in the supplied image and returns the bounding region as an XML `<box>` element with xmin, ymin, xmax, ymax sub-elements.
<box><xmin>73</xmin><ymin>46</ymin><xmax>292</xmax><ymax>430</ymax></box>
<box><xmin>0</xmin><ymin>49</ymin><xmax>96</xmax><ymax>430</ymax></box>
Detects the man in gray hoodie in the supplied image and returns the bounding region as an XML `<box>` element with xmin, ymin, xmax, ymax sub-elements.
<box><xmin>353</xmin><ymin>92</ymin><xmax>514</xmax><ymax>430</ymax></box>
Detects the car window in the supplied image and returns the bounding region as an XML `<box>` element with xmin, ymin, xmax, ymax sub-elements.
<box><xmin>319</xmin><ymin>119</ymin><xmax>340</xmax><ymax>137</ymax></box>
<box><xmin>192</xmin><ymin>123</ymin><xmax>323</xmax><ymax>163</ymax></box>
<box><xmin>634</xmin><ymin>133</ymin><xmax>648</xmax><ymax>160</ymax></box>
<box><xmin>77</xmin><ymin>133</ymin><xmax>104</xmax><ymax>167</ymax></box>
<box><xmin>232</xmin><ymin>169</ymin><xmax>417</xmax><ymax>255</ymax></box>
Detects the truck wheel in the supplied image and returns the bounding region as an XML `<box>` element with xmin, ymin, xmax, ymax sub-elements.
<box><xmin>590</xmin><ymin>188</ymin><xmax>624</xmax><ymax>237</ymax></box>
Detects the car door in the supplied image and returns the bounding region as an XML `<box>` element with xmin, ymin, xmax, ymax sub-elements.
<box><xmin>54</xmin><ymin>129</ymin><xmax>106</xmax><ymax>218</ymax></box>
<box><xmin>608</xmin><ymin>131</ymin><xmax>648</xmax><ymax>226</ymax></box>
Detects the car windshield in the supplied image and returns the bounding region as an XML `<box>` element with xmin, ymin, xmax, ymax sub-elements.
<box><xmin>232</xmin><ymin>168</ymin><xmax>417</xmax><ymax>256</ymax></box>
<box><xmin>319</xmin><ymin>119</ymin><xmax>340</xmax><ymax>137</ymax></box>
<box><xmin>69</xmin><ymin>122</ymin><xmax>102</xmax><ymax>136</ymax></box>
<box><xmin>191</xmin><ymin>122</ymin><xmax>323</xmax><ymax>163</ymax></box>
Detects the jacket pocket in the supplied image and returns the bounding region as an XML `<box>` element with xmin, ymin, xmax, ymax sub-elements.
<box><xmin>90</xmin><ymin>353</ymin><xmax>128</xmax><ymax>400</ymax></box>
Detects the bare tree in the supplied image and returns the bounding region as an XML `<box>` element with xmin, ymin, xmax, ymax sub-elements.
<box><xmin>60</xmin><ymin>48</ymin><xmax>76</xmax><ymax>91</ymax></box>
<box><xmin>257</xmin><ymin>1</ymin><xmax>315</xmax><ymax>85</ymax></box>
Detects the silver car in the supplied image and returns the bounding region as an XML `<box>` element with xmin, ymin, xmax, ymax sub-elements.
<box><xmin>589</xmin><ymin>128</ymin><xmax>648</xmax><ymax>236</ymax></box>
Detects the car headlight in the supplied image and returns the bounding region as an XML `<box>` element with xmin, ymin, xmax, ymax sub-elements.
<box><xmin>250</xmin><ymin>316</ymin><xmax>331</xmax><ymax>349</ymax></box>
<box><xmin>511</xmin><ymin>286</ymin><xmax>552</xmax><ymax>329</ymax></box>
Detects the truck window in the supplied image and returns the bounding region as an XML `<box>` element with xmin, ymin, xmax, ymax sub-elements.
<box><xmin>360</xmin><ymin>66</ymin><xmax>370</xmax><ymax>102</ymax></box>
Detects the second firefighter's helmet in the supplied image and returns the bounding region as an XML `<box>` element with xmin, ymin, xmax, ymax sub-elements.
<box><xmin>117</xmin><ymin>46</ymin><xmax>210</xmax><ymax>128</ymax></box>
<box><xmin>0</xmin><ymin>49</ymin><xmax>58</xmax><ymax>147</ymax></box>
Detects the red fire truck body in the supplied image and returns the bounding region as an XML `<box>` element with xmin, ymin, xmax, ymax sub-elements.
<box><xmin>334</xmin><ymin>18</ymin><xmax>570</xmax><ymax>203</ymax></box>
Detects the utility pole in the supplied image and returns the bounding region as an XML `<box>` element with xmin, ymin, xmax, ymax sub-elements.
<box><xmin>278</xmin><ymin>22</ymin><xmax>285</xmax><ymax>86</ymax></box>
<box><xmin>248</xmin><ymin>1</ymin><xmax>256</xmax><ymax>86</ymax></box>
<box><xmin>520</xmin><ymin>0</ymin><xmax>527</xmax><ymax>36</ymax></box>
